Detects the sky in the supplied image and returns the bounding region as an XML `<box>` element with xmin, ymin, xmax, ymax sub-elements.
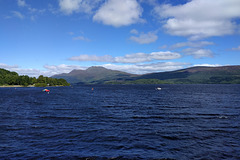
<box><xmin>0</xmin><ymin>0</ymin><xmax>240</xmax><ymax>77</ymax></box>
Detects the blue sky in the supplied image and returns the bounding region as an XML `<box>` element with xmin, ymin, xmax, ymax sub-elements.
<box><xmin>0</xmin><ymin>0</ymin><xmax>240</xmax><ymax>77</ymax></box>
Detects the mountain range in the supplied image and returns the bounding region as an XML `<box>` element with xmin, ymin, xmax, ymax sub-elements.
<box><xmin>52</xmin><ymin>65</ymin><xmax>240</xmax><ymax>84</ymax></box>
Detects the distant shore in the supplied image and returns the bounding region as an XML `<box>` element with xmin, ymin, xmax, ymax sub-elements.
<box><xmin>0</xmin><ymin>85</ymin><xmax>68</xmax><ymax>88</ymax></box>
<box><xmin>0</xmin><ymin>85</ymin><xmax>35</xmax><ymax>88</ymax></box>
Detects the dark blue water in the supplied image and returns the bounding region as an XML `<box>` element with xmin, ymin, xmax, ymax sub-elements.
<box><xmin>0</xmin><ymin>84</ymin><xmax>240</xmax><ymax>160</ymax></box>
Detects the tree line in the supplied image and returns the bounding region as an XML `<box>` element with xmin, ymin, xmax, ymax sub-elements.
<box><xmin>0</xmin><ymin>68</ymin><xmax>70</xmax><ymax>87</ymax></box>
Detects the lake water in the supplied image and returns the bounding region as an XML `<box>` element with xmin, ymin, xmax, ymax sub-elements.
<box><xmin>0</xmin><ymin>84</ymin><xmax>240</xmax><ymax>159</ymax></box>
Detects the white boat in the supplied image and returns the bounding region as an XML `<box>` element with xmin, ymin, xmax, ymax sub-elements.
<box><xmin>156</xmin><ymin>87</ymin><xmax>161</xmax><ymax>90</ymax></box>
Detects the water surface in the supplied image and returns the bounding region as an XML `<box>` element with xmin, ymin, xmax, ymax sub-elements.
<box><xmin>0</xmin><ymin>84</ymin><xmax>240</xmax><ymax>159</ymax></box>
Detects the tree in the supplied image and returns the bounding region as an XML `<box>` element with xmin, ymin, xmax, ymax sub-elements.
<box><xmin>0</xmin><ymin>68</ymin><xmax>69</xmax><ymax>87</ymax></box>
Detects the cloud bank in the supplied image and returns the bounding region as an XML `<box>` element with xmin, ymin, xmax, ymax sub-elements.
<box><xmin>0</xmin><ymin>62</ymin><xmax>190</xmax><ymax>77</ymax></box>
<box><xmin>69</xmin><ymin>51</ymin><xmax>181</xmax><ymax>63</ymax></box>
<box><xmin>103</xmin><ymin>62</ymin><xmax>189</xmax><ymax>74</ymax></box>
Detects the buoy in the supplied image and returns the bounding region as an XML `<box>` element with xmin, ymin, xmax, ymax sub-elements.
<box><xmin>92</xmin><ymin>88</ymin><xmax>94</xmax><ymax>91</ymax></box>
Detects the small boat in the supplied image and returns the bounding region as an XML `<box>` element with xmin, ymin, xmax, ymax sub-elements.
<box><xmin>42</xmin><ymin>89</ymin><xmax>50</xmax><ymax>92</ymax></box>
<box><xmin>156</xmin><ymin>87</ymin><xmax>161</xmax><ymax>90</ymax></box>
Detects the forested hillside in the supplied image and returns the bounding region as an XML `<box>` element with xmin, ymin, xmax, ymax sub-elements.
<box><xmin>0</xmin><ymin>68</ymin><xmax>70</xmax><ymax>87</ymax></box>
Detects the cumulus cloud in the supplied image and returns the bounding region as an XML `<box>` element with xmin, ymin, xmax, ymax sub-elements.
<box><xmin>183</xmin><ymin>48</ymin><xmax>214</xmax><ymax>59</ymax></box>
<box><xmin>93</xmin><ymin>0</ymin><xmax>143</xmax><ymax>27</ymax></box>
<box><xmin>69</xmin><ymin>51</ymin><xmax>181</xmax><ymax>63</ymax></box>
<box><xmin>102</xmin><ymin>62</ymin><xmax>189</xmax><ymax>74</ymax></box>
<box><xmin>59</xmin><ymin>0</ymin><xmax>102</xmax><ymax>15</ymax></box>
<box><xmin>130</xmin><ymin>30</ymin><xmax>158</xmax><ymax>44</ymax></box>
<box><xmin>154</xmin><ymin>0</ymin><xmax>240</xmax><ymax>40</ymax></box>
<box><xmin>59</xmin><ymin>0</ymin><xmax>81</xmax><ymax>14</ymax></box>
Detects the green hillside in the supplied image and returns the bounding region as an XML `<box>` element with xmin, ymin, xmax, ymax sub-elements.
<box><xmin>0</xmin><ymin>68</ymin><xmax>70</xmax><ymax>87</ymax></box>
<box><xmin>133</xmin><ymin>66</ymin><xmax>240</xmax><ymax>84</ymax></box>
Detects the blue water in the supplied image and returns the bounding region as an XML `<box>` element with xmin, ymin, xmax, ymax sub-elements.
<box><xmin>0</xmin><ymin>84</ymin><xmax>240</xmax><ymax>159</ymax></box>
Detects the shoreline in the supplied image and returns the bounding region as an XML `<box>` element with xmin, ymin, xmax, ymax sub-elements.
<box><xmin>0</xmin><ymin>85</ymin><xmax>67</xmax><ymax>88</ymax></box>
<box><xmin>0</xmin><ymin>85</ymin><xmax>35</xmax><ymax>88</ymax></box>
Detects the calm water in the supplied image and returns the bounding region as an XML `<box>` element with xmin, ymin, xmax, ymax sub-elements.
<box><xmin>0</xmin><ymin>84</ymin><xmax>240</xmax><ymax>160</ymax></box>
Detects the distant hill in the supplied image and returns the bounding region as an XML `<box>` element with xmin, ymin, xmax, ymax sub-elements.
<box><xmin>135</xmin><ymin>65</ymin><xmax>240</xmax><ymax>84</ymax></box>
<box><xmin>52</xmin><ymin>65</ymin><xmax>240</xmax><ymax>84</ymax></box>
<box><xmin>52</xmin><ymin>66</ymin><xmax>136</xmax><ymax>84</ymax></box>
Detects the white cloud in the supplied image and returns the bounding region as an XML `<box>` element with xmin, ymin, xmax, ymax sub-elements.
<box><xmin>14</xmin><ymin>0</ymin><xmax>46</xmax><ymax>21</ymax></box>
<box><xmin>44</xmin><ymin>64</ymin><xmax>86</xmax><ymax>76</ymax></box>
<box><xmin>170</xmin><ymin>41</ymin><xmax>214</xmax><ymax>49</ymax></box>
<box><xmin>12</xmin><ymin>11</ymin><xmax>24</xmax><ymax>19</ymax></box>
<box><xmin>59</xmin><ymin>0</ymin><xmax>81</xmax><ymax>14</ymax></box>
<box><xmin>115</xmin><ymin>53</ymin><xmax>151</xmax><ymax>63</ymax></box>
<box><xmin>0</xmin><ymin>63</ymin><xmax>42</xmax><ymax>77</ymax></box>
<box><xmin>117</xmin><ymin>51</ymin><xmax>181</xmax><ymax>63</ymax></box>
<box><xmin>231</xmin><ymin>45</ymin><xmax>240</xmax><ymax>51</ymax></box>
<box><xmin>69</xmin><ymin>51</ymin><xmax>181</xmax><ymax>63</ymax></box>
<box><xmin>17</xmin><ymin>0</ymin><xmax>26</xmax><ymax>7</ymax></box>
<box><xmin>59</xmin><ymin>0</ymin><xmax>102</xmax><ymax>15</ymax></box>
<box><xmin>0</xmin><ymin>63</ymin><xmax>19</xmax><ymax>70</ymax></box>
<box><xmin>69</xmin><ymin>54</ymin><xmax>115</xmax><ymax>62</ymax></box>
<box><xmin>183</xmin><ymin>48</ymin><xmax>214</xmax><ymax>59</ymax></box>
<box><xmin>102</xmin><ymin>62</ymin><xmax>189</xmax><ymax>74</ymax></box>
<box><xmin>115</xmin><ymin>51</ymin><xmax>181</xmax><ymax>63</ymax></box>
<box><xmin>0</xmin><ymin>63</ymin><xmax>86</xmax><ymax>77</ymax></box>
<box><xmin>93</xmin><ymin>0</ymin><xmax>143</xmax><ymax>27</ymax></box>
<box><xmin>193</xmin><ymin>64</ymin><xmax>222</xmax><ymax>67</ymax></box>
<box><xmin>73</xmin><ymin>36</ymin><xmax>90</xmax><ymax>41</ymax></box>
<box><xmin>130</xmin><ymin>31</ymin><xmax>158</xmax><ymax>44</ymax></box>
<box><xmin>154</xmin><ymin>0</ymin><xmax>240</xmax><ymax>40</ymax></box>
<box><xmin>150</xmin><ymin>51</ymin><xmax>181</xmax><ymax>60</ymax></box>
<box><xmin>43</xmin><ymin>62</ymin><xmax>189</xmax><ymax>75</ymax></box>
<box><xmin>0</xmin><ymin>62</ymin><xmax>190</xmax><ymax>77</ymax></box>
<box><xmin>16</xmin><ymin>69</ymin><xmax>43</xmax><ymax>77</ymax></box>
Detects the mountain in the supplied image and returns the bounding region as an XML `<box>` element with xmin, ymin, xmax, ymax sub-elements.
<box><xmin>135</xmin><ymin>65</ymin><xmax>240</xmax><ymax>84</ymax></box>
<box><xmin>52</xmin><ymin>65</ymin><xmax>240</xmax><ymax>84</ymax></box>
<box><xmin>52</xmin><ymin>66</ymin><xmax>136</xmax><ymax>84</ymax></box>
